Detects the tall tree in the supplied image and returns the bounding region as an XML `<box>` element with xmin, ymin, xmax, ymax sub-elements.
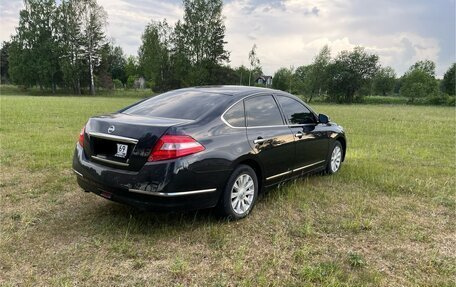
<box><xmin>248</xmin><ymin>44</ymin><xmax>261</xmax><ymax>86</ymax></box>
<box><xmin>373</xmin><ymin>66</ymin><xmax>396</xmax><ymax>96</ymax></box>
<box><xmin>293</xmin><ymin>64</ymin><xmax>312</xmax><ymax>98</ymax></box>
<box><xmin>9</xmin><ymin>0</ymin><xmax>59</xmax><ymax>91</ymax></box>
<box><xmin>125</xmin><ymin>55</ymin><xmax>139</xmax><ymax>88</ymax></box>
<box><xmin>409</xmin><ymin>59</ymin><xmax>436</xmax><ymax>77</ymax></box>
<box><xmin>327</xmin><ymin>47</ymin><xmax>379</xmax><ymax>103</ymax></box>
<box><xmin>170</xmin><ymin>0</ymin><xmax>229</xmax><ymax>86</ymax></box>
<box><xmin>307</xmin><ymin>45</ymin><xmax>331</xmax><ymax>101</ymax></box>
<box><xmin>109</xmin><ymin>45</ymin><xmax>127</xmax><ymax>83</ymax></box>
<box><xmin>56</xmin><ymin>0</ymin><xmax>84</xmax><ymax>94</ymax></box>
<box><xmin>97</xmin><ymin>43</ymin><xmax>126</xmax><ymax>89</ymax></box>
<box><xmin>138</xmin><ymin>20</ymin><xmax>171</xmax><ymax>90</ymax></box>
<box><xmin>168</xmin><ymin>20</ymin><xmax>192</xmax><ymax>88</ymax></box>
<box><xmin>441</xmin><ymin>63</ymin><xmax>455</xmax><ymax>96</ymax></box>
<box><xmin>400</xmin><ymin>61</ymin><xmax>438</xmax><ymax>102</ymax></box>
<box><xmin>234</xmin><ymin>65</ymin><xmax>252</xmax><ymax>86</ymax></box>
<box><xmin>180</xmin><ymin>0</ymin><xmax>229</xmax><ymax>65</ymax></box>
<box><xmin>0</xmin><ymin>41</ymin><xmax>10</xmax><ymax>84</ymax></box>
<box><xmin>80</xmin><ymin>0</ymin><xmax>107</xmax><ymax>95</ymax></box>
<box><xmin>272</xmin><ymin>67</ymin><xmax>293</xmax><ymax>92</ymax></box>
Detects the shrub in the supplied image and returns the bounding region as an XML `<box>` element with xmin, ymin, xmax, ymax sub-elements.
<box><xmin>126</xmin><ymin>75</ymin><xmax>136</xmax><ymax>89</ymax></box>
<box><xmin>145</xmin><ymin>80</ymin><xmax>155</xmax><ymax>90</ymax></box>
<box><xmin>426</xmin><ymin>92</ymin><xmax>449</xmax><ymax>106</ymax></box>
<box><xmin>400</xmin><ymin>69</ymin><xmax>438</xmax><ymax>103</ymax></box>
<box><xmin>112</xmin><ymin>79</ymin><xmax>123</xmax><ymax>89</ymax></box>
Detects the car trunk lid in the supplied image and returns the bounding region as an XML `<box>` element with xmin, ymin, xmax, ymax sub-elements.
<box><xmin>83</xmin><ymin>113</ymin><xmax>192</xmax><ymax>171</ymax></box>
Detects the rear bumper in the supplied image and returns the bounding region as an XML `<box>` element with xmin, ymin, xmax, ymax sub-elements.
<box><xmin>72</xmin><ymin>144</ymin><xmax>230</xmax><ymax>211</ymax></box>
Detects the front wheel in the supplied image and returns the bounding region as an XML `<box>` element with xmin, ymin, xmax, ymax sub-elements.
<box><xmin>326</xmin><ymin>141</ymin><xmax>343</xmax><ymax>174</ymax></box>
<box><xmin>216</xmin><ymin>165</ymin><xmax>258</xmax><ymax>220</ymax></box>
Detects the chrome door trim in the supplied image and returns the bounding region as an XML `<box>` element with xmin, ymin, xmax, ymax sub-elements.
<box><xmin>292</xmin><ymin>160</ymin><xmax>326</xmax><ymax>172</ymax></box>
<box><xmin>266</xmin><ymin>170</ymin><xmax>293</xmax><ymax>180</ymax></box>
<box><xmin>265</xmin><ymin>160</ymin><xmax>326</xmax><ymax>181</ymax></box>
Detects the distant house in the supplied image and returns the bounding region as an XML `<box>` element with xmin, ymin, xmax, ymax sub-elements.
<box><xmin>134</xmin><ymin>77</ymin><xmax>146</xmax><ymax>89</ymax></box>
<box><xmin>255</xmin><ymin>75</ymin><xmax>273</xmax><ymax>86</ymax></box>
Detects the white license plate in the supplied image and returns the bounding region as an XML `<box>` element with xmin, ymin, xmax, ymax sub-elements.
<box><xmin>114</xmin><ymin>143</ymin><xmax>128</xmax><ymax>158</ymax></box>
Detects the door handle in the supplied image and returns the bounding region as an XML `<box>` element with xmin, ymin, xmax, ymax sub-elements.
<box><xmin>253</xmin><ymin>137</ymin><xmax>266</xmax><ymax>144</ymax></box>
<box><xmin>294</xmin><ymin>131</ymin><xmax>303</xmax><ymax>138</ymax></box>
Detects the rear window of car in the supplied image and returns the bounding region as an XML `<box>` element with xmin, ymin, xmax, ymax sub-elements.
<box><xmin>223</xmin><ymin>101</ymin><xmax>245</xmax><ymax>127</ymax></box>
<box><xmin>122</xmin><ymin>90</ymin><xmax>225</xmax><ymax>120</ymax></box>
<box><xmin>245</xmin><ymin>95</ymin><xmax>284</xmax><ymax>127</ymax></box>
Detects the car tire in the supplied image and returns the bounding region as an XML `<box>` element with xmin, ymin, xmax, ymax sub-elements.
<box><xmin>326</xmin><ymin>141</ymin><xmax>343</xmax><ymax>174</ymax></box>
<box><xmin>216</xmin><ymin>164</ymin><xmax>258</xmax><ymax>220</ymax></box>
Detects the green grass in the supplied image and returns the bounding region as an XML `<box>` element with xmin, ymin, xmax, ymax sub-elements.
<box><xmin>0</xmin><ymin>84</ymin><xmax>154</xmax><ymax>98</ymax></box>
<box><xmin>1</xmin><ymin>94</ymin><xmax>455</xmax><ymax>286</ymax></box>
<box><xmin>310</xmin><ymin>95</ymin><xmax>409</xmax><ymax>105</ymax></box>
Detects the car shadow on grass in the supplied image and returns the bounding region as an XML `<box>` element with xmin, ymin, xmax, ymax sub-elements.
<box><xmin>75</xmin><ymin>172</ymin><xmax>330</xmax><ymax>235</ymax></box>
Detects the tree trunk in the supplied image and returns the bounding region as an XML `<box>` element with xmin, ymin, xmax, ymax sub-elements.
<box><xmin>77</xmin><ymin>77</ymin><xmax>81</xmax><ymax>95</ymax></box>
<box><xmin>52</xmin><ymin>80</ymin><xmax>55</xmax><ymax>94</ymax></box>
<box><xmin>248</xmin><ymin>70</ymin><xmax>252</xmax><ymax>86</ymax></box>
<box><xmin>89</xmin><ymin>52</ymin><xmax>95</xmax><ymax>95</ymax></box>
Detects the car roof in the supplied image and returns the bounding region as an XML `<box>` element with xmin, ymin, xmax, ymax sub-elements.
<box><xmin>177</xmin><ymin>85</ymin><xmax>289</xmax><ymax>98</ymax></box>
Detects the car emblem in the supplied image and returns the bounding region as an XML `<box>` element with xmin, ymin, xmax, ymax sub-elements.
<box><xmin>107</xmin><ymin>125</ymin><xmax>115</xmax><ymax>134</ymax></box>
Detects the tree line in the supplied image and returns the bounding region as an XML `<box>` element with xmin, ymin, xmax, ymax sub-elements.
<box><xmin>2</xmin><ymin>0</ymin><xmax>108</xmax><ymax>95</ymax></box>
<box><xmin>0</xmin><ymin>0</ymin><xmax>259</xmax><ymax>94</ymax></box>
<box><xmin>272</xmin><ymin>46</ymin><xmax>455</xmax><ymax>104</ymax></box>
<box><xmin>0</xmin><ymin>0</ymin><xmax>454</xmax><ymax>104</ymax></box>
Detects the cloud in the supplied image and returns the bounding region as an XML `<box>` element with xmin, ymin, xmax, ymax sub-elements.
<box><xmin>0</xmin><ymin>0</ymin><xmax>453</xmax><ymax>77</ymax></box>
<box><xmin>0</xmin><ymin>0</ymin><xmax>23</xmax><ymax>43</ymax></box>
<box><xmin>223</xmin><ymin>0</ymin><xmax>451</xmax><ymax>76</ymax></box>
<box><xmin>98</xmin><ymin>0</ymin><xmax>183</xmax><ymax>55</ymax></box>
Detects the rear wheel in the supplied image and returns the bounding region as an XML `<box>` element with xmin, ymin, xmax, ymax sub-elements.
<box><xmin>217</xmin><ymin>165</ymin><xmax>258</xmax><ymax>220</ymax></box>
<box><xmin>326</xmin><ymin>141</ymin><xmax>343</xmax><ymax>174</ymax></box>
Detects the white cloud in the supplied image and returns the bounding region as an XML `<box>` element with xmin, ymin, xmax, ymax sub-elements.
<box><xmin>223</xmin><ymin>0</ymin><xmax>446</xmax><ymax>76</ymax></box>
<box><xmin>0</xmin><ymin>0</ymin><xmax>23</xmax><ymax>43</ymax></box>
<box><xmin>0</xmin><ymin>0</ymin><xmax>453</xmax><ymax>77</ymax></box>
<box><xmin>98</xmin><ymin>0</ymin><xmax>183</xmax><ymax>55</ymax></box>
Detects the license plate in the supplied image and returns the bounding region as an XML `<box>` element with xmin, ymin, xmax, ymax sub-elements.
<box><xmin>114</xmin><ymin>143</ymin><xmax>128</xmax><ymax>158</ymax></box>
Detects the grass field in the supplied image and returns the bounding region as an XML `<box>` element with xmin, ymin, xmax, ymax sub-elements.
<box><xmin>0</xmin><ymin>95</ymin><xmax>455</xmax><ymax>286</ymax></box>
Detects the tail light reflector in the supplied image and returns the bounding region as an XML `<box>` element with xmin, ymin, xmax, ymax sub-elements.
<box><xmin>148</xmin><ymin>135</ymin><xmax>205</xmax><ymax>162</ymax></box>
<box><xmin>78</xmin><ymin>126</ymin><xmax>85</xmax><ymax>147</ymax></box>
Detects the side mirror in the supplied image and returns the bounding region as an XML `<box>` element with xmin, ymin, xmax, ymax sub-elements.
<box><xmin>318</xmin><ymin>114</ymin><xmax>330</xmax><ymax>124</ymax></box>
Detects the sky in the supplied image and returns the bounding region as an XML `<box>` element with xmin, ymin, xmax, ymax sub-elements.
<box><xmin>1</xmin><ymin>0</ymin><xmax>455</xmax><ymax>77</ymax></box>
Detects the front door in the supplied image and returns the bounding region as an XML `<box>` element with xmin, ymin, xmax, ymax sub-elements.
<box><xmin>244</xmin><ymin>95</ymin><xmax>295</xmax><ymax>185</ymax></box>
<box><xmin>275</xmin><ymin>95</ymin><xmax>328</xmax><ymax>173</ymax></box>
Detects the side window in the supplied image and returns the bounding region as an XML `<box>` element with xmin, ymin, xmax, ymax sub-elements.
<box><xmin>276</xmin><ymin>96</ymin><xmax>316</xmax><ymax>125</ymax></box>
<box><xmin>245</xmin><ymin>95</ymin><xmax>284</xmax><ymax>127</ymax></box>
<box><xmin>223</xmin><ymin>101</ymin><xmax>245</xmax><ymax>127</ymax></box>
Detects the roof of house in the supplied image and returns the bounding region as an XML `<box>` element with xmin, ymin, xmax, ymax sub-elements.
<box><xmin>256</xmin><ymin>75</ymin><xmax>272</xmax><ymax>81</ymax></box>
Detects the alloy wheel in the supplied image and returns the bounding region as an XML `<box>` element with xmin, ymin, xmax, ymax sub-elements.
<box><xmin>231</xmin><ymin>174</ymin><xmax>255</xmax><ymax>215</ymax></box>
<box><xmin>330</xmin><ymin>145</ymin><xmax>342</xmax><ymax>173</ymax></box>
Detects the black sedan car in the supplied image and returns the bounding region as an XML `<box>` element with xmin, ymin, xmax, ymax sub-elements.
<box><xmin>72</xmin><ymin>86</ymin><xmax>346</xmax><ymax>219</ymax></box>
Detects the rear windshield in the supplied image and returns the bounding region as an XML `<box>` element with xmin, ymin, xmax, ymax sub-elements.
<box><xmin>122</xmin><ymin>90</ymin><xmax>226</xmax><ymax>120</ymax></box>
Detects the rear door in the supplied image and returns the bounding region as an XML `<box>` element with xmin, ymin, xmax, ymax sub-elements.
<box><xmin>275</xmin><ymin>95</ymin><xmax>328</xmax><ymax>173</ymax></box>
<box><xmin>244</xmin><ymin>94</ymin><xmax>295</xmax><ymax>185</ymax></box>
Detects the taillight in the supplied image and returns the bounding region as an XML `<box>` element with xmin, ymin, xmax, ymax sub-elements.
<box><xmin>148</xmin><ymin>135</ymin><xmax>205</xmax><ymax>162</ymax></box>
<box><xmin>78</xmin><ymin>126</ymin><xmax>85</xmax><ymax>147</ymax></box>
